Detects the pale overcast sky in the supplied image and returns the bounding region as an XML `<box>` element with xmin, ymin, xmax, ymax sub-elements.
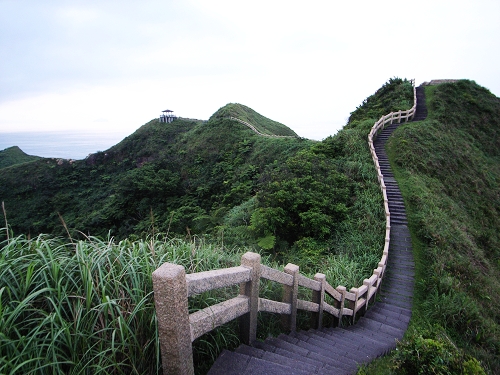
<box><xmin>1</xmin><ymin>0</ymin><xmax>499</xmax><ymax>141</ymax></box>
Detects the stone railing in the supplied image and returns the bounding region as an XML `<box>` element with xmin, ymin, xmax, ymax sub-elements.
<box><xmin>153</xmin><ymin>80</ymin><xmax>417</xmax><ymax>374</ymax></box>
<box><xmin>152</xmin><ymin>251</ymin><xmax>384</xmax><ymax>374</ymax></box>
<box><xmin>367</xmin><ymin>79</ymin><xmax>416</xmax><ymax>181</ymax></box>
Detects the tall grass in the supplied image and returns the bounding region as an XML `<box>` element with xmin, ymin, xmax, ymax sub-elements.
<box><xmin>0</xmin><ymin>230</ymin><xmax>244</xmax><ymax>374</ymax></box>
<box><xmin>1</xmin><ymin>222</ymin><xmax>387</xmax><ymax>374</ymax></box>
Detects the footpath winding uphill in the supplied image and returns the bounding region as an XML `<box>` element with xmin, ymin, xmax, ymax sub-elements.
<box><xmin>228</xmin><ymin>116</ymin><xmax>296</xmax><ymax>138</ymax></box>
<box><xmin>207</xmin><ymin>88</ymin><xmax>427</xmax><ymax>375</ymax></box>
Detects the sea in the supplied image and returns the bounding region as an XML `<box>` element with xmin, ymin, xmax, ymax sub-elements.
<box><xmin>0</xmin><ymin>131</ymin><xmax>131</xmax><ymax>160</ymax></box>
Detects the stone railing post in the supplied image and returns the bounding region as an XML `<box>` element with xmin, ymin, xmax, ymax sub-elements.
<box><xmin>239</xmin><ymin>252</ymin><xmax>261</xmax><ymax>344</ymax></box>
<box><xmin>152</xmin><ymin>263</ymin><xmax>194</xmax><ymax>375</ymax></box>
<box><xmin>350</xmin><ymin>287</ymin><xmax>360</xmax><ymax>324</ymax></box>
<box><xmin>363</xmin><ymin>278</ymin><xmax>371</xmax><ymax>313</ymax></box>
<box><xmin>311</xmin><ymin>273</ymin><xmax>326</xmax><ymax>329</ymax></box>
<box><xmin>282</xmin><ymin>263</ymin><xmax>299</xmax><ymax>331</ymax></box>
<box><xmin>336</xmin><ymin>286</ymin><xmax>346</xmax><ymax>327</ymax></box>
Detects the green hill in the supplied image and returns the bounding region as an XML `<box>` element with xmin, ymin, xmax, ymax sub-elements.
<box><xmin>0</xmin><ymin>107</ymin><xmax>310</xmax><ymax>240</ymax></box>
<box><xmin>0</xmin><ymin>146</ymin><xmax>40</xmax><ymax>169</ymax></box>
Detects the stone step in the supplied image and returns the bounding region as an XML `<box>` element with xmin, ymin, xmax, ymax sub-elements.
<box><xmin>270</xmin><ymin>336</ymin><xmax>358</xmax><ymax>372</ymax></box>
<box><xmin>391</xmin><ymin>218</ymin><xmax>409</xmax><ymax>225</ymax></box>
<box><xmin>235</xmin><ymin>345</ymin><xmax>320</xmax><ymax>374</ymax></box>
<box><xmin>316</xmin><ymin>328</ymin><xmax>393</xmax><ymax>353</ymax></box>
<box><xmin>369</xmin><ymin>302</ymin><xmax>412</xmax><ymax>317</ymax></box>
<box><xmin>290</xmin><ymin>331</ymin><xmax>378</xmax><ymax>359</ymax></box>
<box><xmin>260</xmin><ymin>337</ymin><xmax>356</xmax><ymax>372</ymax></box>
<box><xmin>363</xmin><ymin>310</ymin><xmax>411</xmax><ymax>331</ymax></box>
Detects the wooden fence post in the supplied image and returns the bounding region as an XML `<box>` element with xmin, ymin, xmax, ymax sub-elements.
<box><xmin>152</xmin><ymin>263</ymin><xmax>194</xmax><ymax>375</ymax></box>
<box><xmin>282</xmin><ymin>263</ymin><xmax>299</xmax><ymax>331</ymax></box>
<box><xmin>311</xmin><ymin>273</ymin><xmax>325</xmax><ymax>329</ymax></box>
<box><xmin>239</xmin><ymin>252</ymin><xmax>261</xmax><ymax>344</ymax></box>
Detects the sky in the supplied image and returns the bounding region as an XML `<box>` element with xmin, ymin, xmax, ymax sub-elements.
<box><xmin>1</xmin><ymin>0</ymin><xmax>499</xmax><ymax>144</ymax></box>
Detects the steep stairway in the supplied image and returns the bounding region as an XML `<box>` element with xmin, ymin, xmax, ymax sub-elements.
<box><xmin>207</xmin><ymin>87</ymin><xmax>427</xmax><ymax>375</ymax></box>
<box><xmin>413</xmin><ymin>86</ymin><xmax>428</xmax><ymax>121</ymax></box>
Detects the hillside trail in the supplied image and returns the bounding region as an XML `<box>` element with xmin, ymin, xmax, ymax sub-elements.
<box><xmin>227</xmin><ymin>116</ymin><xmax>297</xmax><ymax>138</ymax></box>
<box><xmin>207</xmin><ymin>87</ymin><xmax>427</xmax><ymax>375</ymax></box>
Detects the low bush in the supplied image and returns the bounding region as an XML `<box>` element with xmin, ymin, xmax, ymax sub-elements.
<box><xmin>392</xmin><ymin>329</ymin><xmax>486</xmax><ymax>375</ymax></box>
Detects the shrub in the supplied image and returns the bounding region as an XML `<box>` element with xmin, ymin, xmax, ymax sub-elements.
<box><xmin>392</xmin><ymin>330</ymin><xmax>486</xmax><ymax>375</ymax></box>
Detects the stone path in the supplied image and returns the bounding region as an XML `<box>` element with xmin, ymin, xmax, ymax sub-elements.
<box><xmin>208</xmin><ymin>88</ymin><xmax>427</xmax><ymax>375</ymax></box>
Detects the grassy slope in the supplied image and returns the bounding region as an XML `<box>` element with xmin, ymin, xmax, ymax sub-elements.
<box><xmin>211</xmin><ymin>103</ymin><xmax>298</xmax><ymax>137</ymax></box>
<box><xmin>362</xmin><ymin>80</ymin><xmax>500</xmax><ymax>374</ymax></box>
<box><xmin>0</xmin><ymin>146</ymin><xmax>40</xmax><ymax>169</ymax></box>
<box><xmin>0</xmin><ymin>232</ymin><xmax>246</xmax><ymax>375</ymax></box>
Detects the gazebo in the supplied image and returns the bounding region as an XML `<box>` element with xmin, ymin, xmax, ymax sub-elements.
<box><xmin>159</xmin><ymin>109</ymin><xmax>177</xmax><ymax>123</ymax></box>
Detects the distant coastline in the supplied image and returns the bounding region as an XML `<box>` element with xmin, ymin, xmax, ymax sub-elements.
<box><xmin>0</xmin><ymin>131</ymin><xmax>129</xmax><ymax>160</ymax></box>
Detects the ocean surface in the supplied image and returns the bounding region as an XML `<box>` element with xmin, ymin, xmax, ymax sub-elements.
<box><xmin>0</xmin><ymin>131</ymin><xmax>131</xmax><ymax>160</ymax></box>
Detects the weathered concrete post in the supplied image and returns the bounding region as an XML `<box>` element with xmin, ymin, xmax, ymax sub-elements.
<box><xmin>373</xmin><ymin>267</ymin><xmax>383</xmax><ymax>304</ymax></box>
<box><xmin>336</xmin><ymin>286</ymin><xmax>346</xmax><ymax>327</ymax></box>
<box><xmin>311</xmin><ymin>273</ymin><xmax>326</xmax><ymax>329</ymax></box>
<box><xmin>239</xmin><ymin>252</ymin><xmax>261</xmax><ymax>344</ymax></box>
<box><xmin>152</xmin><ymin>263</ymin><xmax>194</xmax><ymax>375</ymax></box>
<box><xmin>363</xmin><ymin>278</ymin><xmax>372</xmax><ymax>313</ymax></box>
<box><xmin>350</xmin><ymin>287</ymin><xmax>360</xmax><ymax>324</ymax></box>
<box><xmin>282</xmin><ymin>263</ymin><xmax>299</xmax><ymax>332</ymax></box>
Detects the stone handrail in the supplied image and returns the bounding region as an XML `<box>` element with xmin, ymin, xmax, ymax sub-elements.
<box><xmin>368</xmin><ymin>79</ymin><xmax>416</xmax><ymax>147</ymax></box>
<box><xmin>153</xmin><ymin>251</ymin><xmax>384</xmax><ymax>374</ymax></box>
<box><xmin>227</xmin><ymin>116</ymin><xmax>296</xmax><ymax>138</ymax></box>
<box><xmin>153</xmin><ymin>80</ymin><xmax>417</xmax><ymax>374</ymax></box>
<box><xmin>367</xmin><ymin>80</ymin><xmax>416</xmax><ymax>198</ymax></box>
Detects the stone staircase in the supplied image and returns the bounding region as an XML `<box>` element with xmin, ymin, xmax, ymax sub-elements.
<box><xmin>207</xmin><ymin>88</ymin><xmax>427</xmax><ymax>375</ymax></box>
<box><xmin>413</xmin><ymin>86</ymin><xmax>428</xmax><ymax>121</ymax></box>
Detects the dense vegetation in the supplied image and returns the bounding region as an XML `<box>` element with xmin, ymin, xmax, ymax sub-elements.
<box><xmin>361</xmin><ymin>80</ymin><xmax>499</xmax><ymax>374</ymax></box>
<box><xmin>0</xmin><ymin>231</ymin><xmax>244</xmax><ymax>375</ymax></box>
<box><xmin>0</xmin><ymin>107</ymin><xmax>309</xmax><ymax>241</ymax></box>
<box><xmin>348</xmin><ymin>78</ymin><xmax>414</xmax><ymax>124</ymax></box>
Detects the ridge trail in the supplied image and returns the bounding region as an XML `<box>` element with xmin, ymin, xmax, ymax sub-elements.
<box><xmin>207</xmin><ymin>87</ymin><xmax>427</xmax><ymax>375</ymax></box>
<box><xmin>227</xmin><ymin>116</ymin><xmax>297</xmax><ymax>138</ymax></box>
